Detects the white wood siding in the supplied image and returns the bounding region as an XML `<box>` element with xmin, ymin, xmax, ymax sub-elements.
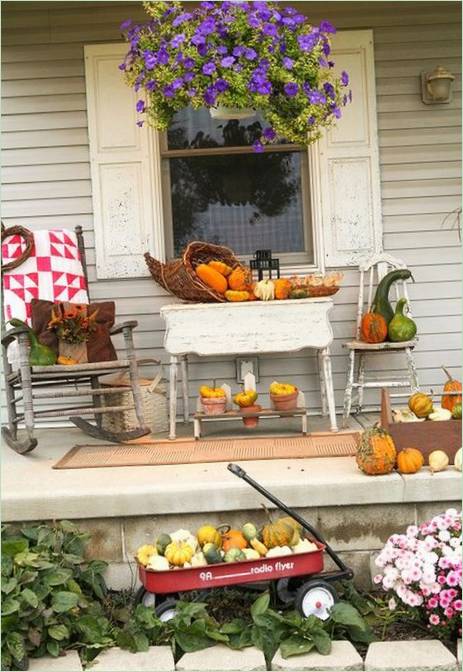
<box><xmin>2</xmin><ymin>1</ymin><xmax>461</xmax><ymax>415</ymax></box>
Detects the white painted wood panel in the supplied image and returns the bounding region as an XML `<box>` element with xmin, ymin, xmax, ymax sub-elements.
<box><xmin>1</xmin><ymin>1</ymin><xmax>460</xmax><ymax>420</ymax></box>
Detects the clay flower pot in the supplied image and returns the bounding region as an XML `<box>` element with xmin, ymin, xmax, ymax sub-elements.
<box><xmin>270</xmin><ymin>390</ymin><xmax>298</xmax><ymax>411</ymax></box>
<box><xmin>241</xmin><ymin>404</ymin><xmax>261</xmax><ymax>428</ymax></box>
<box><xmin>201</xmin><ymin>396</ymin><xmax>227</xmax><ymax>415</ymax></box>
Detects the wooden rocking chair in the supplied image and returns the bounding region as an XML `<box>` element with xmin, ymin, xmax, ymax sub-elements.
<box><xmin>1</xmin><ymin>225</ymin><xmax>150</xmax><ymax>454</ymax></box>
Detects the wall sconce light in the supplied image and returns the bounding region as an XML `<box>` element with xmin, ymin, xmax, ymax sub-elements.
<box><xmin>421</xmin><ymin>65</ymin><xmax>455</xmax><ymax>104</ymax></box>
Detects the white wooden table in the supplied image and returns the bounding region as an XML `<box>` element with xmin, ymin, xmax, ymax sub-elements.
<box><xmin>160</xmin><ymin>298</ymin><xmax>338</xmax><ymax>439</ymax></box>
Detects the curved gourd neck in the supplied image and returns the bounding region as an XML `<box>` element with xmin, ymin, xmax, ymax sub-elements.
<box><xmin>395</xmin><ymin>298</ymin><xmax>408</xmax><ymax>316</ymax></box>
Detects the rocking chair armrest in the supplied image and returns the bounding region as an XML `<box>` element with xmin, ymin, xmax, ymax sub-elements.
<box><xmin>2</xmin><ymin>325</ymin><xmax>30</xmax><ymax>347</ymax></box>
<box><xmin>110</xmin><ymin>320</ymin><xmax>138</xmax><ymax>335</ymax></box>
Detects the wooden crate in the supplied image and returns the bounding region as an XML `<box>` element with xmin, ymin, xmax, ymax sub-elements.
<box><xmin>380</xmin><ymin>389</ymin><xmax>462</xmax><ymax>461</ymax></box>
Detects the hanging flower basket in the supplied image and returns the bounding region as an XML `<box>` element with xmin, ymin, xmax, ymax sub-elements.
<box><xmin>120</xmin><ymin>1</ymin><xmax>352</xmax><ymax>151</ymax></box>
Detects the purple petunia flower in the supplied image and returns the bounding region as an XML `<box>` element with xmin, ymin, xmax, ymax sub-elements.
<box><xmin>307</xmin><ymin>115</ymin><xmax>316</xmax><ymax>125</ymax></box>
<box><xmin>146</xmin><ymin>80</ymin><xmax>156</xmax><ymax>91</ymax></box>
<box><xmin>248</xmin><ymin>14</ymin><xmax>260</xmax><ymax>28</ymax></box>
<box><xmin>262</xmin><ymin>23</ymin><xmax>278</xmax><ymax>37</ymax></box>
<box><xmin>170</xmin><ymin>34</ymin><xmax>185</xmax><ymax>48</ymax></box>
<box><xmin>328</xmin><ymin>60</ymin><xmax>335</xmax><ymax>68</ymax></box>
<box><xmin>183</xmin><ymin>72</ymin><xmax>195</xmax><ymax>83</ymax></box>
<box><xmin>197</xmin><ymin>43</ymin><xmax>209</xmax><ymax>57</ymax></box>
<box><xmin>221</xmin><ymin>56</ymin><xmax>235</xmax><ymax>68</ymax></box>
<box><xmin>252</xmin><ymin>140</ymin><xmax>265</xmax><ymax>153</ymax></box>
<box><xmin>120</xmin><ymin>18</ymin><xmax>132</xmax><ymax>31</ymax></box>
<box><xmin>284</xmin><ymin>82</ymin><xmax>298</xmax><ymax>97</ymax></box>
<box><xmin>216</xmin><ymin>45</ymin><xmax>228</xmax><ymax>55</ymax></box>
<box><xmin>136</xmin><ymin>120</ymin><xmax>144</xmax><ymax>127</ymax></box>
<box><xmin>215</xmin><ymin>78</ymin><xmax>229</xmax><ymax>92</ymax></box>
<box><xmin>323</xmin><ymin>82</ymin><xmax>335</xmax><ymax>99</ymax></box>
<box><xmin>172</xmin><ymin>78</ymin><xmax>183</xmax><ymax>90</ymax></box>
<box><xmin>136</xmin><ymin>99</ymin><xmax>145</xmax><ymax>113</ymax></box>
<box><xmin>322</xmin><ymin>40</ymin><xmax>331</xmax><ymax>56</ymax></box>
<box><xmin>244</xmin><ymin>47</ymin><xmax>258</xmax><ymax>60</ymax></box>
<box><xmin>320</xmin><ymin>19</ymin><xmax>336</xmax><ymax>34</ymax></box>
<box><xmin>318</xmin><ymin>57</ymin><xmax>328</xmax><ymax>67</ymax></box>
<box><xmin>184</xmin><ymin>57</ymin><xmax>195</xmax><ymax>69</ymax></box>
<box><xmin>187</xmin><ymin>88</ymin><xmax>197</xmax><ymax>97</ymax></box>
<box><xmin>282</xmin><ymin>56</ymin><xmax>294</xmax><ymax>70</ymax></box>
<box><xmin>308</xmin><ymin>90</ymin><xmax>326</xmax><ymax>104</ymax></box>
<box><xmin>191</xmin><ymin>33</ymin><xmax>206</xmax><ymax>47</ymax></box>
<box><xmin>257</xmin><ymin>8</ymin><xmax>272</xmax><ymax>21</ymax></box>
<box><xmin>341</xmin><ymin>70</ymin><xmax>349</xmax><ymax>86</ymax></box>
<box><xmin>204</xmin><ymin>86</ymin><xmax>217</xmax><ymax>105</ymax></box>
<box><xmin>157</xmin><ymin>48</ymin><xmax>169</xmax><ymax>65</ymax></box>
<box><xmin>232</xmin><ymin>45</ymin><xmax>245</xmax><ymax>57</ymax></box>
<box><xmin>144</xmin><ymin>52</ymin><xmax>157</xmax><ymax>70</ymax></box>
<box><xmin>199</xmin><ymin>18</ymin><xmax>216</xmax><ymax>35</ymax></box>
<box><xmin>172</xmin><ymin>12</ymin><xmax>192</xmax><ymax>28</ymax></box>
<box><xmin>257</xmin><ymin>80</ymin><xmax>272</xmax><ymax>94</ymax></box>
<box><xmin>118</xmin><ymin>62</ymin><xmax>126</xmax><ymax>71</ymax></box>
<box><xmin>263</xmin><ymin>127</ymin><xmax>276</xmax><ymax>140</ymax></box>
<box><xmin>163</xmin><ymin>84</ymin><xmax>175</xmax><ymax>98</ymax></box>
<box><xmin>330</xmin><ymin>104</ymin><xmax>342</xmax><ymax>118</ymax></box>
<box><xmin>202</xmin><ymin>61</ymin><xmax>216</xmax><ymax>75</ymax></box>
<box><xmin>298</xmin><ymin>32</ymin><xmax>319</xmax><ymax>52</ymax></box>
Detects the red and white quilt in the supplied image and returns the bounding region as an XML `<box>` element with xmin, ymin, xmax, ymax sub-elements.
<box><xmin>2</xmin><ymin>228</ymin><xmax>89</xmax><ymax>325</ymax></box>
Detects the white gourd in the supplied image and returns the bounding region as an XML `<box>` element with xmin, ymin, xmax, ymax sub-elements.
<box><xmin>428</xmin><ymin>450</ymin><xmax>449</xmax><ymax>473</ymax></box>
<box><xmin>428</xmin><ymin>407</ymin><xmax>452</xmax><ymax>422</ymax></box>
<box><xmin>254</xmin><ymin>279</ymin><xmax>275</xmax><ymax>301</ymax></box>
<box><xmin>454</xmin><ymin>448</ymin><xmax>462</xmax><ymax>471</ymax></box>
<box><xmin>147</xmin><ymin>555</ymin><xmax>170</xmax><ymax>571</ymax></box>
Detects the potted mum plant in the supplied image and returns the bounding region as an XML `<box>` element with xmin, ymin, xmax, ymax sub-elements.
<box><xmin>120</xmin><ymin>0</ymin><xmax>351</xmax><ymax>151</ymax></box>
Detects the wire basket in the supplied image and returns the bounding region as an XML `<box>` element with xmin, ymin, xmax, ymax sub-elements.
<box><xmin>145</xmin><ymin>241</ymin><xmax>244</xmax><ymax>302</ymax></box>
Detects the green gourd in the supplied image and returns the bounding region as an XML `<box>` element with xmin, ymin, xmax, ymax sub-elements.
<box><xmin>9</xmin><ymin>318</ymin><xmax>57</xmax><ymax>366</ymax></box>
<box><xmin>371</xmin><ymin>269</ymin><xmax>413</xmax><ymax>325</ymax></box>
<box><xmin>387</xmin><ymin>298</ymin><xmax>417</xmax><ymax>342</ymax></box>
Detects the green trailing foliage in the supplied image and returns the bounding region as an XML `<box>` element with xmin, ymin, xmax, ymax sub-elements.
<box><xmin>1</xmin><ymin>521</ymin><xmax>111</xmax><ymax>671</ymax></box>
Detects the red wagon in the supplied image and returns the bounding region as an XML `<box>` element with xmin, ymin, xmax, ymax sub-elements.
<box><xmin>136</xmin><ymin>463</ymin><xmax>353</xmax><ymax>621</ymax></box>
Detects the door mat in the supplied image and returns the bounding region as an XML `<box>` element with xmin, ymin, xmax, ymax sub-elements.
<box><xmin>53</xmin><ymin>431</ymin><xmax>359</xmax><ymax>469</ymax></box>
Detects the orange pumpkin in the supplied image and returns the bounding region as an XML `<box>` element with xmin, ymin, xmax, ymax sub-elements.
<box><xmin>195</xmin><ymin>263</ymin><xmax>228</xmax><ymax>294</ymax></box>
<box><xmin>274</xmin><ymin>278</ymin><xmax>291</xmax><ymax>300</ymax></box>
<box><xmin>441</xmin><ymin>367</ymin><xmax>462</xmax><ymax>412</ymax></box>
<box><xmin>356</xmin><ymin>426</ymin><xmax>397</xmax><ymax>475</ymax></box>
<box><xmin>221</xmin><ymin>529</ymin><xmax>248</xmax><ymax>552</ymax></box>
<box><xmin>245</xmin><ymin>284</ymin><xmax>257</xmax><ymax>300</ymax></box>
<box><xmin>208</xmin><ymin>260</ymin><xmax>233</xmax><ymax>277</ymax></box>
<box><xmin>228</xmin><ymin>267</ymin><xmax>250</xmax><ymax>291</ymax></box>
<box><xmin>360</xmin><ymin>312</ymin><xmax>388</xmax><ymax>344</ymax></box>
<box><xmin>396</xmin><ymin>448</ymin><xmax>424</xmax><ymax>474</ymax></box>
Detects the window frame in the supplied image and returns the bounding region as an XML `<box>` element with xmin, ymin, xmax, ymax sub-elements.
<box><xmin>158</xmin><ymin>122</ymin><xmax>325</xmax><ymax>274</ymax></box>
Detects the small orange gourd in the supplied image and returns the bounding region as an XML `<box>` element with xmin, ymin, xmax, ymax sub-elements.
<box><xmin>228</xmin><ymin>267</ymin><xmax>250</xmax><ymax>291</ymax></box>
<box><xmin>224</xmin><ymin>290</ymin><xmax>249</xmax><ymax>302</ymax></box>
<box><xmin>396</xmin><ymin>448</ymin><xmax>424</xmax><ymax>474</ymax></box>
<box><xmin>408</xmin><ymin>392</ymin><xmax>433</xmax><ymax>418</ymax></box>
<box><xmin>441</xmin><ymin>367</ymin><xmax>462</xmax><ymax>413</ymax></box>
<box><xmin>208</xmin><ymin>260</ymin><xmax>233</xmax><ymax>277</ymax></box>
<box><xmin>196</xmin><ymin>263</ymin><xmax>228</xmax><ymax>294</ymax></box>
<box><xmin>274</xmin><ymin>278</ymin><xmax>291</xmax><ymax>300</ymax></box>
<box><xmin>360</xmin><ymin>312</ymin><xmax>388</xmax><ymax>344</ymax></box>
<box><xmin>221</xmin><ymin>529</ymin><xmax>248</xmax><ymax>552</ymax></box>
<box><xmin>356</xmin><ymin>426</ymin><xmax>397</xmax><ymax>475</ymax></box>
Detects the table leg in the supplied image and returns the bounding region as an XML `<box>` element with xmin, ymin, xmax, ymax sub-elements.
<box><xmin>180</xmin><ymin>355</ymin><xmax>189</xmax><ymax>424</ymax></box>
<box><xmin>321</xmin><ymin>347</ymin><xmax>338</xmax><ymax>432</ymax></box>
<box><xmin>318</xmin><ymin>350</ymin><xmax>328</xmax><ymax>417</ymax></box>
<box><xmin>169</xmin><ymin>355</ymin><xmax>178</xmax><ymax>440</ymax></box>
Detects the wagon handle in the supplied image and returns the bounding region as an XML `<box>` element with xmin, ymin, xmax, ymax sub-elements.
<box><xmin>227</xmin><ymin>463</ymin><xmax>353</xmax><ymax>578</ymax></box>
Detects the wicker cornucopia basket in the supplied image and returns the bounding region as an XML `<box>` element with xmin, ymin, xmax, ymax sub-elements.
<box><xmin>145</xmin><ymin>241</ymin><xmax>243</xmax><ymax>302</ymax></box>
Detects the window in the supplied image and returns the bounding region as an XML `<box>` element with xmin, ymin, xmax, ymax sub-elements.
<box><xmin>160</xmin><ymin>107</ymin><xmax>314</xmax><ymax>266</ymax></box>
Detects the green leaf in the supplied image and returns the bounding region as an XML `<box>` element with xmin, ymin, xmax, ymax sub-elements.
<box><xmin>280</xmin><ymin>636</ymin><xmax>314</xmax><ymax>659</ymax></box>
<box><xmin>48</xmin><ymin>625</ymin><xmax>70</xmax><ymax>641</ymax></box>
<box><xmin>2</xmin><ymin>538</ymin><xmax>28</xmax><ymax>557</ymax></box>
<box><xmin>116</xmin><ymin>630</ymin><xmax>137</xmax><ymax>653</ymax></box>
<box><xmin>2</xmin><ymin>597</ymin><xmax>20</xmax><ymax>615</ymax></box>
<box><xmin>2</xmin><ymin>578</ymin><xmax>18</xmax><ymax>594</ymax></box>
<box><xmin>251</xmin><ymin>624</ymin><xmax>279</xmax><ymax>667</ymax></box>
<box><xmin>44</xmin><ymin>569</ymin><xmax>73</xmax><ymax>586</ymax></box>
<box><xmin>66</xmin><ymin>579</ymin><xmax>82</xmax><ymax>595</ymax></box>
<box><xmin>133</xmin><ymin>632</ymin><xmax>150</xmax><ymax>652</ymax></box>
<box><xmin>62</xmin><ymin>553</ymin><xmax>84</xmax><ymax>565</ymax></box>
<box><xmin>344</xmin><ymin>624</ymin><xmax>374</xmax><ymax>644</ymax></box>
<box><xmin>21</xmin><ymin>588</ymin><xmax>39</xmax><ymax>608</ymax></box>
<box><xmin>37</xmin><ymin>528</ymin><xmax>54</xmax><ymax>547</ymax></box>
<box><xmin>330</xmin><ymin>602</ymin><xmax>368</xmax><ymax>631</ymax></box>
<box><xmin>2</xmin><ymin>554</ymin><xmax>14</xmax><ymax>577</ymax></box>
<box><xmin>174</xmin><ymin>620</ymin><xmax>214</xmax><ymax>653</ymax></box>
<box><xmin>205</xmin><ymin>628</ymin><xmax>228</xmax><ymax>642</ymax></box>
<box><xmin>220</xmin><ymin>618</ymin><xmax>247</xmax><ymax>635</ymax></box>
<box><xmin>46</xmin><ymin>640</ymin><xmax>60</xmax><ymax>657</ymax></box>
<box><xmin>311</xmin><ymin>629</ymin><xmax>332</xmax><ymax>655</ymax></box>
<box><xmin>227</xmin><ymin>628</ymin><xmax>253</xmax><ymax>650</ymax></box>
<box><xmin>251</xmin><ymin>592</ymin><xmax>270</xmax><ymax>620</ymax></box>
<box><xmin>20</xmin><ymin>527</ymin><xmax>39</xmax><ymax>541</ymax></box>
<box><xmin>51</xmin><ymin>591</ymin><xmax>79</xmax><ymax>613</ymax></box>
<box><xmin>59</xmin><ymin>520</ymin><xmax>79</xmax><ymax>534</ymax></box>
<box><xmin>6</xmin><ymin>632</ymin><xmax>26</xmax><ymax>663</ymax></box>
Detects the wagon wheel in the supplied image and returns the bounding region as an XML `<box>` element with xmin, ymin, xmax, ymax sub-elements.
<box><xmin>294</xmin><ymin>580</ymin><xmax>337</xmax><ymax>621</ymax></box>
<box><xmin>134</xmin><ymin>586</ymin><xmax>210</xmax><ymax>621</ymax></box>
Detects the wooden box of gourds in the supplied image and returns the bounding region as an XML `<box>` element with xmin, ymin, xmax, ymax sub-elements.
<box><xmin>380</xmin><ymin>387</ymin><xmax>462</xmax><ymax>461</ymax></box>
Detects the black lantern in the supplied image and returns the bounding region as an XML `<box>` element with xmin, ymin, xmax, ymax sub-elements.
<box><xmin>250</xmin><ymin>249</ymin><xmax>280</xmax><ymax>281</ymax></box>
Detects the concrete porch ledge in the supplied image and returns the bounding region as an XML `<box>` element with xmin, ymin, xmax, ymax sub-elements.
<box><xmin>2</xmin><ymin>428</ymin><xmax>460</xmax><ymax>522</ymax></box>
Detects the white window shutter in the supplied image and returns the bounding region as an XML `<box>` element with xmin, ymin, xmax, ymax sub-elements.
<box><xmin>318</xmin><ymin>30</ymin><xmax>382</xmax><ymax>267</ymax></box>
<box><xmin>84</xmin><ymin>43</ymin><xmax>164</xmax><ymax>279</ymax></box>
